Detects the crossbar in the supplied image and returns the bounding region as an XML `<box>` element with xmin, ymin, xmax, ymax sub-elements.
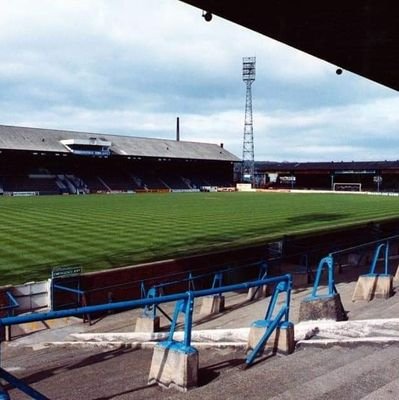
<box><xmin>52</xmin><ymin>284</ymin><xmax>85</xmax><ymax>296</ymax></box>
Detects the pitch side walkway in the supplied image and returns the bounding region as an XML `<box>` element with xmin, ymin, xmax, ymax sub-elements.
<box><xmin>4</xmin><ymin>263</ymin><xmax>399</xmax><ymax>399</ymax></box>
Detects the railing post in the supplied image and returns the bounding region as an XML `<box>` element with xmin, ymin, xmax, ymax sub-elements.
<box><xmin>143</xmin><ymin>287</ymin><xmax>157</xmax><ymax>319</ymax></box>
<box><xmin>168</xmin><ymin>299</ymin><xmax>186</xmax><ymax>342</ymax></box>
<box><xmin>188</xmin><ymin>273</ymin><xmax>195</xmax><ymax>291</ymax></box>
<box><xmin>140</xmin><ymin>281</ymin><xmax>146</xmax><ymax>298</ymax></box>
<box><xmin>246</xmin><ymin>275</ymin><xmax>294</xmax><ymax>365</ymax></box>
<box><xmin>285</xmin><ymin>274</ymin><xmax>292</xmax><ymax>322</ymax></box>
<box><xmin>212</xmin><ymin>272</ymin><xmax>223</xmax><ymax>290</ymax></box>
<box><xmin>258</xmin><ymin>261</ymin><xmax>268</xmax><ymax>279</ymax></box>
<box><xmin>385</xmin><ymin>241</ymin><xmax>390</xmax><ymax>275</ymax></box>
<box><xmin>183</xmin><ymin>292</ymin><xmax>194</xmax><ymax>349</ymax></box>
<box><xmin>310</xmin><ymin>255</ymin><xmax>335</xmax><ymax>299</ymax></box>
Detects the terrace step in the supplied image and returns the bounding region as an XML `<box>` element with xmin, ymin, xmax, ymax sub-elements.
<box><xmin>8</xmin><ymin>315</ymin><xmax>81</xmax><ymax>339</ymax></box>
<box><xmin>169</xmin><ymin>344</ymin><xmax>399</xmax><ymax>399</ymax></box>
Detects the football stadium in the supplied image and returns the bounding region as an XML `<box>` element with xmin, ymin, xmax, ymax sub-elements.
<box><xmin>2</xmin><ymin>123</ymin><xmax>399</xmax><ymax>287</ymax></box>
<box><xmin>0</xmin><ymin>1</ymin><xmax>398</xmax><ymax>399</ymax></box>
<box><xmin>3</xmin><ymin>121</ymin><xmax>399</xmax><ymax>398</ymax></box>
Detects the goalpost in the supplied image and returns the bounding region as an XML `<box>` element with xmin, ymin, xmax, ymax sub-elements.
<box><xmin>333</xmin><ymin>182</ymin><xmax>362</xmax><ymax>192</ymax></box>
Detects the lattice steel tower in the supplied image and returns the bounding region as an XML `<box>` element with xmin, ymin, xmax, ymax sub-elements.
<box><xmin>241</xmin><ymin>57</ymin><xmax>256</xmax><ymax>184</ymax></box>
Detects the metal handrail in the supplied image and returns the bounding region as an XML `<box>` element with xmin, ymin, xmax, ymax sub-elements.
<box><xmin>0</xmin><ymin>273</ymin><xmax>292</xmax><ymax>399</ymax></box>
<box><xmin>308</xmin><ymin>234</ymin><xmax>398</xmax><ymax>300</ymax></box>
<box><xmin>0</xmin><ymin>291</ymin><xmax>19</xmax><ymax>314</ymax></box>
<box><xmin>0</xmin><ymin>274</ymin><xmax>290</xmax><ymax>327</ymax></box>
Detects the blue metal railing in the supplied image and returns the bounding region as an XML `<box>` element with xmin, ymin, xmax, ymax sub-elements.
<box><xmin>0</xmin><ymin>273</ymin><xmax>292</xmax><ymax>399</ymax></box>
<box><xmin>51</xmin><ymin>260</ymin><xmax>268</xmax><ymax>325</ymax></box>
<box><xmin>308</xmin><ymin>234</ymin><xmax>399</xmax><ymax>301</ymax></box>
<box><xmin>0</xmin><ymin>292</ymin><xmax>19</xmax><ymax>316</ymax></box>
<box><xmin>369</xmin><ymin>242</ymin><xmax>390</xmax><ymax>275</ymax></box>
<box><xmin>141</xmin><ymin>261</ymin><xmax>268</xmax><ymax>319</ymax></box>
<box><xmin>51</xmin><ymin>283</ymin><xmax>90</xmax><ymax>324</ymax></box>
<box><xmin>143</xmin><ymin>260</ymin><xmax>267</xmax><ymax>294</ymax></box>
<box><xmin>308</xmin><ymin>255</ymin><xmax>337</xmax><ymax>300</ymax></box>
<box><xmin>0</xmin><ymin>291</ymin><xmax>20</xmax><ymax>343</ymax></box>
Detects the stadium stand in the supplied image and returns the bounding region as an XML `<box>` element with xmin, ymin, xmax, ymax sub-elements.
<box><xmin>255</xmin><ymin>161</ymin><xmax>399</xmax><ymax>192</ymax></box>
<box><xmin>0</xmin><ymin>124</ymin><xmax>238</xmax><ymax>195</ymax></box>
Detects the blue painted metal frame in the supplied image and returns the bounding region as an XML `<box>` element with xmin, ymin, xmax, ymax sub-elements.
<box><xmin>308</xmin><ymin>255</ymin><xmax>337</xmax><ymax>300</ymax></box>
<box><xmin>51</xmin><ymin>283</ymin><xmax>85</xmax><ymax>311</ymax></box>
<box><xmin>51</xmin><ymin>282</ymin><xmax>91</xmax><ymax>324</ymax></box>
<box><xmin>248</xmin><ymin>261</ymin><xmax>268</xmax><ymax>300</ymax></box>
<box><xmin>141</xmin><ymin>260</ymin><xmax>267</xmax><ymax>319</ymax></box>
<box><xmin>0</xmin><ymin>278</ymin><xmax>288</xmax><ymax>326</ymax></box>
<box><xmin>245</xmin><ymin>278</ymin><xmax>292</xmax><ymax>365</ymax></box>
<box><xmin>142</xmin><ymin>287</ymin><xmax>158</xmax><ymax>319</ymax></box>
<box><xmin>0</xmin><ymin>273</ymin><xmax>291</xmax><ymax>399</ymax></box>
<box><xmin>0</xmin><ymin>292</ymin><xmax>19</xmax><ymax>316</ymax></box>
<box><xmin>0</xmin><ymin>367</ymin><xmax>48</xmax><ymax>399</ymax></box>
<box><xmin>368</xmin><ymin>242</ymin><xmax>390</xmax><ymax>275</ymax></box>
<box><xmin>308</xmin><ymin>235</ymin><xmax>399</xmax><ymax>301</ymax></box>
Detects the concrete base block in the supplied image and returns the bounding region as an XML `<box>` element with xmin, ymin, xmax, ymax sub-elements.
<box><xmin>373</xmin><ymin>274</ymin><xmax>393</xmax><ymax>299</ymax></box>
<box><xmin>199</xmin><ymin>295</ymin><xmax>225</xmax><ymax>315</ymax></box>
<box><xmin>148</xmin><ymin>341</ymin><xmax>198</xmax><ymax>391</ymax></box>
<box><xmin>394</xmin><ymin>265</ymin><xmax>399</xmax><ymax>281</ymax></box>
<box><xmin>298</xmin><ymin>294</ymin><xmax>346</xmax><ymax>322</ymax></box>
<box><xmin>135</xmin><ymin>315</ymin><xmax>160</xmax><ymax>333</ymax></box>
<box><xmin>352</xmin><ymin>275</ymin><xmax>376</xmax><ymax>301</ymax></box>
<box><xmin>247</xmin><ymin>285</ymin><xmax>268</xmax><ymax>300</ymax></box>
<box><xmin>352</xmin><ymin>274</ymin><xmax>393</xmax><ymax>301</ymax></box>
<box><xmin>246</xmin><ymin>321</ymin><xmax>295</xmax><ymax>355</ymax></box>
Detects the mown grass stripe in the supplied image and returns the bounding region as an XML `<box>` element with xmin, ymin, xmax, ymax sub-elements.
<box><xmin>1</xmin><ymin>192</ymin><xmax>399</xmax><ymax>284</ymax></box>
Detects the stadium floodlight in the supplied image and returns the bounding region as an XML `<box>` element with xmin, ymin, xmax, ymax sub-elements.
<box><xmin>202</xmin><ymin>10</ymin><xmax>212</xmax><ymax>21</ymax></box>
<box><xmin>241</xmin><ymin>57</ymin><xmax>256</xmax><ymax>185</ymax></box>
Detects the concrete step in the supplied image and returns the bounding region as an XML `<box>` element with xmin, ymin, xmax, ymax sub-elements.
<box><xmin>7</xmin><ymin>316</ymin><xmax>82</xmax><ymax>340</ymax></box>
<box><xmin>169</xmin><ymin>344</ymin><xmax>385</xmax><ymax>399</ymax></box>
<box><xmin>361</xmin><ymin>377</ymin><xmax>399</xmax><ymax>400</ymax></box>
<box><xmin>169</xmin><ymin>341</ymin><xmax>399</xmax><ymax>399</ymax></box>
<box><xmin>267</xmin><ymin>345</ymin><xmax>399</xmax><ymax>400</ymax></box>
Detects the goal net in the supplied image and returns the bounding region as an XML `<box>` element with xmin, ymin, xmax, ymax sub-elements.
<box><xmin>333</xmin><ymin>182</ymin><xmax>362</xmax><ymax>192</ymax></box>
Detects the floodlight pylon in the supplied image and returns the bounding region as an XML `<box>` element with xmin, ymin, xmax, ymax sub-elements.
<box><xmin>241</xmin><ymin>57</ymin><xmax>256</xmax><ymax>185</ymax></box>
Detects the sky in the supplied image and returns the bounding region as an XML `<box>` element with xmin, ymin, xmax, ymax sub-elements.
<box><xmin>0</xmin><ymin>0</ymin><xmax>397</xmax><ymax>162</ymax></box>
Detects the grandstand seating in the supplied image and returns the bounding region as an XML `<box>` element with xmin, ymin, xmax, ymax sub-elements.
<box><xmin>0</xmin><ymin>151</ymin><xmax>234</xmax><ymax>195</ymax></box>
<box><xmin>1</xmin><ymin>176</ymin><xmax>60</xmax><ymax>195</ymax></box>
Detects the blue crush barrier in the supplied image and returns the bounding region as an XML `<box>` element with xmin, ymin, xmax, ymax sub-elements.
<box><xmin>307</xmin><ymin>235</ymin><xmax>398</xmax><ymax>302</ymax></box>
<box><xmin>368</xmin><ymin>242</ymin><xmax>390</xmax><ymax>275</ymax></box>
<box><xmin>0</xmin><ymin>292</ymin><xmax>19</xmax><ymax>317</ymax></box>
<box><xmin>0</xmin><ymin>273</ymin><xmax>292</xmax><ymax>399</ymax></box>
<box><xmin>245</xmin><ymin>278</ymin><xmax>291</xmax><ymax>365</ymax></box>
<box><xmin>308</xmin><ymin>255</ymin><xmax>337</xmax><ymax>300</ymax></box>
<box><xmin>0</xmin><ymin>292</ymin><xmax>20</xmax><ymax>342</ymax></box>
<box><xmin>140</xmin><ymin>261</ymin><xmax>268</xmax><ymax>320</ymax></box>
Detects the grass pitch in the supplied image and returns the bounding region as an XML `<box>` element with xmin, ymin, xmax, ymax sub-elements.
<box><xmin>1</xmin><ymin>191</ymin><xmax>399</xmax><ymax>285</ymax></box>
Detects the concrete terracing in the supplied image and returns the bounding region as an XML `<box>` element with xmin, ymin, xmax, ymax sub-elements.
<box><xmin>4</xmin><ymin>262</ymin><xmax>399</xmax><ymax>399</ymax></box>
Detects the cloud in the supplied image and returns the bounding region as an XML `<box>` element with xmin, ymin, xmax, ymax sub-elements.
<box><xmin>254</xmin><ymin>97</ymin><xmax>399</xmax><ymax>161</ymax></box>
<box><xmin>0</xmin><ymin>0</ymin><xmax>397</xmax><ymax>163</ymax></box>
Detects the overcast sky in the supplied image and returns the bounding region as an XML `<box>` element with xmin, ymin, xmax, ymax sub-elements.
<box><xmin>0</xmin><ymin>0</ymin><xmax>397</xmax><ymax>161</ymax></box>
